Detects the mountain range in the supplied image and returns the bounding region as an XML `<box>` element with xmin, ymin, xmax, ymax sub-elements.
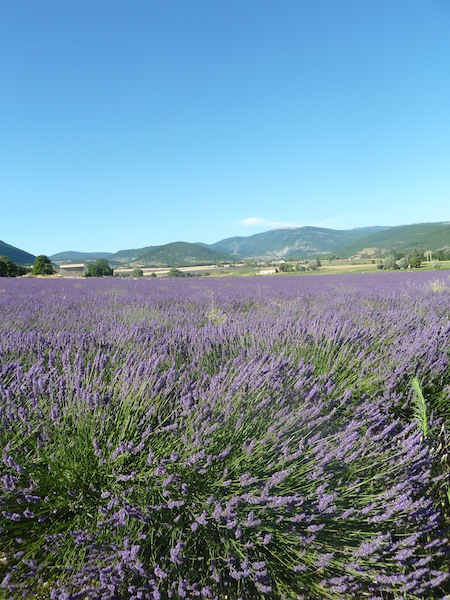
<box><xmin>2</xmin><ymin>222</ymin><xmax>450</xmax><ymax>267</ymax></box>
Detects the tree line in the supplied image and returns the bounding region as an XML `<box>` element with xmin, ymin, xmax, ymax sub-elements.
<box><xmin>0</xmin><ymin>256</ymin><xmax>116</xmax><ymax>278</ymax></box>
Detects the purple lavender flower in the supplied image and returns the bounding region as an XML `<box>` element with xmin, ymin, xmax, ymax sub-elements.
<box><xmin>1</xmin><ymin>274</ymin><xmax>449</xmax><ymax>598</ymax></box>
<box><xmin>170</xmin><ymin>541</ymin><xmax>185</xmax><ymax>565</ymax></box>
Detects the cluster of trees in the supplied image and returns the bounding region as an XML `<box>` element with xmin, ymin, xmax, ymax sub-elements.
<box><xmin>85</xmin><ymin>259</ymin><xmax>114</xmax><ymax>277</ymax></box>
<box><xmin>131</xmin><ymin>267</ymin><xmax>144</xmax><ymax>277</ymax></box>
<box><xmin>167</xmin><ymin>268</ymin><xmax>196</xmax><ymax>278</ymax></box>
<box><xmin>278</xmin><ymin>259</ymin><xmax>322</xmax><ymax>272</ymax></box>
<box><xmin>33</xmin><ymin>255</ymin><xmax>55</xmax><ymax>275</ymax></box>
<box><xmin>0</xmin><ymin>256</ymin><xmax>29</xmax><ymax>277</ymax></box>
<box><xmin>378</xmin><ymin>249</ymin><xmax>445</xmax><ymax>270</ymax></box>
<box><xmin>429</xmin><ymin>248</ymin><xmax>450</xmax><ymax>261</ymax></box>
<box><xmin>0</xmin><ymin>255</ymin><xmax>117</xmax><ymax>278</ymax></box>
<box><xmin>0</xmin><ymin>255</ymin><xmax>56</xmax><ymax>277</ymax></box>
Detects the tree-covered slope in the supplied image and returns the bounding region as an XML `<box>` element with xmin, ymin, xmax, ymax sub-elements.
<box><xmin>0</xmin><ymin>240</ymin><xmax>36</xmax><ymax>265</ymax></box>
<box><xmin>337</xmin><ymin>222</ymin><xmax>450</xmax><ymax>256</ymax></box>
<box><xmin>135</xmin><ymin>241</ymin><xmax>232</xmax><ymax>266</ymax></box>
<box><xmin>50</xmin><ymin>251</ymin><xmax>114</xmax><ymax>261</ymax></box>
<box><xmin>210</xmin><ymin>226</ymin><xmax>388</xmax><ymax>258</ymax></box>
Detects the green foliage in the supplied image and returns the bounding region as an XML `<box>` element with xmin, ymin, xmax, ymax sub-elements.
<box><xmin>136</xmin><ymin>241</ymin><xmax>231</xmax><ymax>267</ymax></box>
<box><xmin>32</xmin><ymin>255</ymin><xmax>55</xmax><ymax>276</ymax></box>
<box><xmin>387</xmin><ymin>248</ymin><xmax>403</xmax><ymax>260</ymax></box>
<box><xmin>433</xmin><ymin>248</ymin><xmax>450</xmax><ymax>261</ymax></box>
<box><xmin>131</xmin><ymin>267</ymin><xmax>144</xmax><ymax>277</ymax></box>
<box><xmin>408</xmin><ymin>252</ymin><xmax>423</xmax><ymax>268</ymax></box>
<box><xmin>85</xmin><ymin>259</ymin><xmax>114</xmax><ymax>277</ymax></box>
<box><xmin>411</xmin><ymin>378</ymin><xmax>429</xmax><ymax>438</ymax></box>
<box><xmin>278</xmin><ymin>262</ymin><xmax>294</xmax><ymax>272</ymax></box>
<box><xmin>338</xmin><ymin>222</ymin><xmax>450</xmax><ymax>257</ymax></box>
<box><xmin>411</xmin><ymin>380</ymin><xmax>450</xmax><ymax>522</ymax></box>
<box><xmin>382</xmin><ymin>256</ymin><xmax>399</xmax><ymax>270</ymax></box>
<box><xmin>397</xmin><ymin>256</ymin><xmax>409</xmax><ymax>269</ymax></box>
<box><xmin>167</xmin><ymin>268</ymin><xmax>186</xmax><ymax>277</ymax></box>
<box><xmin>307</xmin><ymin>258</ymin><xmax>321</xmax><ymax>270</ymax></box>
<box><xmin>0</xmin><ymin>255</ymin><xmax>28</xmax><ymax>277</ymax></box>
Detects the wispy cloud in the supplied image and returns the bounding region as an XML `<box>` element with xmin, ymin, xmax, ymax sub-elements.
<box><xmin>239</xmin><ymin>217</ymin><xmax>301</xmax><ymax>229</ymax></box>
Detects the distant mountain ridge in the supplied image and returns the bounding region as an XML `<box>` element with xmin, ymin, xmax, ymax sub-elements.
<box><xmin>335</xmin><ymin>222</ymin><xmax>450</xmax><ymax>256</ymax></box>
<box><xmin>51</xmin><ymin>242</ymin><xmax>232</xmax><ymax>267</ymax></box>
<box><xmin>209</xmin><ymin>226</ymin><xmax>389</xmax><ymax>258</ymax></box>
<box><xmin>3</xmin><ymin>222</ymin><xmax>450</xmax><ymax>267</ymax></box>
<box><xmin>50</xmin><ymin>251</ymin><xmax>114</xmax><ymax>261</ymax></box>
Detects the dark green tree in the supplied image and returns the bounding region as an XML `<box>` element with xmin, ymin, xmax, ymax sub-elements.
<box><xmin>0</xmin><ymin>256</ymin><xmax>28</xmax><ymax>277</ymax></box>
<box><xmin>397</xmin><ymin>256</ymin><xmax>409</xmax><ymax>269</ymax></box>
<box><xmin>306</xmin><ymin>258</ymin><xmax>321</xmax><ymax>271</ymax></box>
<box><xmin>131</xmin><ymin>267</ymin><xmax>144</xmax><ymax>277</ymax></box>
<box><xmin>390</xmin><ymin>248</ymin><xmax>403</xmax><ymax>260</ymax></box>
<box><xmin>278</xmin><ymin>262</ymin><xmax>293</xmax><ymax>272</ymax></box>
<box><xmin>85</xmin><ymin>259</ymin><xmax>113</xmax><ymax>277</ymax></box>
<box><xmin>167</xmin><ymin>268</ymin><xmax>185</xmax><ymax>277</ymax></box>
<box><xmin>0</xmin><ymin>256</ymin><xmax>8</xmax><ymax>277</ymax></box>
<box><xmin>434</xmin><ymin>249</ymin><xmax>450</xmax><ymax>261</ymax></box>
<box><xmin>408</xmin><ymin>252</ymin><xmax>423</xmax><ymax>268</ymax></box>
<box><xmin>382</xmin><ymin>256</ymin><xmax>399</xmax><ymax>270</ymax></box>
<box><xmin>33</xmin><ymin>255</ymin><xmax>55</xmax><ymax>276</ymax></box>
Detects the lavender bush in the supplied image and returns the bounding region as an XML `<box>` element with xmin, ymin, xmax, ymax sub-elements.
<box><xmin>1</xmin><ymin>272</ymin><xmax>449</xmax><ymax>599</ymax></box>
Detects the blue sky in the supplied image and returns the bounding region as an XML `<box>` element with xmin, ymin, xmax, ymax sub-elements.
<box><xmin>1</xmin><ymin>0</ymin><xmax>449</xmax><ymax>256</ymax></box>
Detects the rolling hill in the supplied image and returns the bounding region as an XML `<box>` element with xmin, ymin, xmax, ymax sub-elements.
<box><xmin>5</xmin><ymin>221</ymin><xmax>450</xmax><ymax>269</ymax></box>
<box><xmin>50</xmin><ymin>251</ymin><xmax>114</xmax><ymax>262</ymax></box>
<box><xmin>335</xmin><ymin>222</ymin><xmax>450</xmax><ymax>256</ymax></box>
<box><xmin>209</xmin><ymin>226</ymin><xmax>389</xmax><ymax>258</ymax></box>
<box><xmin>50</xmin><ymin>243</ymin><xmax>233</xmax><ymax>266</ymax></box>
<box><xmin>0</xmin><ymin>240</ymin><xmax>36</xmax><ymax>265</ymax></box>
<box><xmin>133</xmin><ymin>242</ymin><xmax>232</xmax><ymax>267</ymax></box>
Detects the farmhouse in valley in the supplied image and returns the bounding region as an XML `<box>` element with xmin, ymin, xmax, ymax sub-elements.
<box><xmin>58</xmin><ymin>263</ymin><xmax>86</xmax><ymax>277</ymax></box>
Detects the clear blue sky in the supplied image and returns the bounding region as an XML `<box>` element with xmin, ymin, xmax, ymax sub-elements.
<box><xmin>1</xmin><ymin>0</ymin><xmax>449</xmax><ymax>256</ymax></box>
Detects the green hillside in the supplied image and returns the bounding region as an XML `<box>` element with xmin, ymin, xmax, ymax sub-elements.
<box><xmin>50</xmin><ymin>251</ymin><xmax>114</xmax><ymax>262</ymax></box>
<box><xmin>50</xmin><ymin>244</ymin><xmax>232</xmax><ymax>266</ymax></box>
<box><xmin>0</xmin><ymin>240</ymin><xmax>36</xmax><ymax>265</ymax></box>
<box><xmin>337</xmin><ymin>222</ymin><xmax>450</xmax><ymax>256</ymax></box>
<box><xmin>135</xmin><ymin>242</ymin><xmax>232</xmax><ymax>267</ymax></box>
<box><xmin>210</xmin><ymin>226</ymin><xmax>388</xmax><ymax>258</ymax></box>
<box><xmin>20</xmin><ymin>221</ymin><xmax>450</xmax><ymax>266</ymax></box>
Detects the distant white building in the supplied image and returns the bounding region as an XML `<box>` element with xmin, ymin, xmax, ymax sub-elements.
<box><xmin>58</xmin><ymin>263</ymin><xmax>85</xmax><ymax>278</ymax></box>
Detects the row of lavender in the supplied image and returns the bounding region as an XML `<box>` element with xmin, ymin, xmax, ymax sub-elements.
<box><xmin>1</xmin><ymin>272</ymin><xmax>449</xmax><ymax>599</ymax></box>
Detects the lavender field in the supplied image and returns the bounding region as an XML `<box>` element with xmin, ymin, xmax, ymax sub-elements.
<box><xmin>1</xmin><ymin>272</ymin><xmax>450</xmax><ymax>599</ymax></box>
